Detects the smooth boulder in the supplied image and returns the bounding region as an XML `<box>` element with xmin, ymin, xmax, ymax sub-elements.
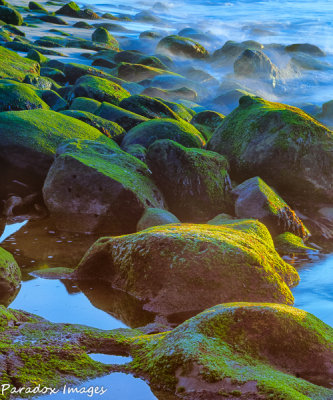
<box><xmin>43</xmin><ymin>139</ymin><xmax>165</xmax><ymax>233</ymax></box>
<box><xmin>208</xmin><ymin>95</ymin><xmax>333</xmax><ymax>203</ymax></box>
<box><xmin>75</xmin><ymin>222</ymin><xmax>299</xmax><ymax>314</ymax></box>
<box><xmin>146</xmin><ymin>139</ymin><xmax>232</xmax><ymax>221</ymax></box>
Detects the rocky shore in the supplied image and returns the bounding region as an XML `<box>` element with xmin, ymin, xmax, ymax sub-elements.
<box><xmin>0</xmin><ymin>0</ymin><xmax>333</xmax><ymax>399</ymax></box>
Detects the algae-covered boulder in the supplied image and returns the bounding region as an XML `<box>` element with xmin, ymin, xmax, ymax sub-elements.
<box><xmin>146</xmin><ymin>139</ymin><xmax>232</xmax><ymax>221</ymax></box>
<box><xmin>0</xmin><ymin>45</ymin><xmax>40</xmax><ymax>81</ymax></box>
<box><xmin>72</xmin><ymin>75</ymin><xmax>130</xmax><ymax>105</ymax></box>
<box><xmin>70</xmin><ymin>97</ymin><xmax>101</xmax><ymax>113</ymax></box>
<box><xmin>191</xmin><ymin>110</ymin><xmax>225</xmax><ymax>140</ymax></box>
<box><xmin>0</xmin><ymin>6</ymin><xmax>23</xmax><ymax>26</ymax></box>
<box><xmin>0</xmin><ymin>306</ymin><xmax>116</xmax><ymax>398</ymax></box>
<box><xmin>95</xmin><ymin>102</ymin><xmax>148</xmax><ymax>131</ymax></box>
<box><xmin>0</xmin><ymin>80</ymin><xmax>49</xmax><ymax>111</ymax></box>
<box><xmin>122</xmin><ymin>118</ymin><xmax>205</xmax><ymax>149</ymax></box>
<box><xmin>274</xmin><ymin>232</ymin><xmax>317</xmax><ymax>255</ymax></box>
<box><xmin>0</xmin><ymin>247</ymin><xmax>21</xmax><ymax>301</ymax></box>
<box><xmin>28</xmin><ymin>1</ymin><xmax>48</xmax><ymax>12</ymax></box>
<box><xmin>0</xmin><ymin>109</ymin><xmax>109</xmax><ymax>190</ymax></box>
<box><xmin>75</xmin><ymin>222</ymin><xmax>299</xmax><ymax>314</ymax></box>
<box><xmin>232</xmin><ymin>176</ymin><xmax>308</xmax><ymax>238</ymax></box>
<box><xmin>61</xmin><ymin>110</ymin><xmax>126</xmax><ymax>143</ymax></box>
<box><xmin>137</xmin><ymin>207</ymin><xmax>180</xmax><ymax>231</ymax></box>
<box><xmin>43</xmin><ymin>139</ymin><xmax>165</xmax><ymax>233</ymax></box>
<box><xmin>116</xmin><ymin>62</ymin><xmax>174</xmax><ymax>82</ymax></box>
<box><xmin>131</xmin><ymin>303</ymin><xmax>333</xmax><ymax>399</ymax></box>
<box><xmin>56</xmin><ymin>1</ymin><xmax>100</xmax><ymax>20</ymax></box>
<box><xmin>26</xmin><ymin>48</ymin><xmax>49</xmax><ymax>65</ymax></box>
<box><xmin>157</xmin><ymin>35</ymin><xmax>209</xmax><ymax>59</ymax></box>
<box><xmin>119</xmin><ymin>95</ymin><xmax>180</xmax><ymax>120</ymax></box>
<box><xmin>92</xmin><ymin>27</ymin><xmax>118</xmax><ymax>50</ymax></box>
<box><xmin>208</xmin><ymin>95</ymin><xmax>333</xmax><ymax>202</ymax></box>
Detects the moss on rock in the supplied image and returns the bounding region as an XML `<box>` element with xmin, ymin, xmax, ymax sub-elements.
<box><xmin>0</xmin><ymin>80</ymin><xmax>49</xmax><ymax>111</ymax></box>
<box><xmin>274</xmin><ymin>232</ymin><xmax>317</xmax><ymax>256</ymax></box>
<box><xmin>207</xmin><ymin>95</ymin><xmax>333</xmax><ymax>203</ymax></box>
<box><xmin>119</xmin><ymin>95</ymin><xmax>181</xmax><ymax>120</ymax></box>
<box><xmin>191</xmin><ymin>110</ymin><xmax>225</xmax><ymax>140</ymax></box>
<box><xmin>92</xmin><ymin>27</ymin><xmax>118</xmax><ymax>50</ymax></box>
<box><xmin>122</xmin><ymin>118</ymin><xmax>205</xmax><ymax>149</ymax></box>
<box><xmin>0</xmin><ymin>45</ymin><xmax>40</xmax><ymax>80</ymax></box>
<box><xmin>130</xmin><ymin>303</ymin><xmax>333</xmax><ymax>399</ymax></box>
<box><xmin>43</xmin><ymin>139</ymin><xmax>165</xmax><ymax>233</ymax></box>
<box><xmin>0</xmin><ymin>247</ymin><xmax>21</xmax><ymax>302</ymax></box>
<box><xmin>0</xmin><ymin>6</ymin><xmax>23</xmax><ymax>26</ymax></box>
<box><xmin>75</xmin><ymin>222</ymin><xmax>299</xmax><ymax>314</ymax></box>
<box><xmin>72</xmin><ymin>74</ymin><xmax>130</xmax><ymax>105</ymax></box>
<box><xmin>0</xmin><ymin>109</ymin><xmax>110</xmax><ymax>188</ymax></box>
<box><xmin>61</xmin><ymin>110</ymin><xmax>126</xmax><ymax>142</ymax></box>
<box><xmin>146</xmin><ymin>139</ymin><xmax>232</xmax><ymax>221</ymax></box>
<box><xmin>157</xmin><ymin>35</ymin><xmax>209</xmax><ymax>59</ymax></box>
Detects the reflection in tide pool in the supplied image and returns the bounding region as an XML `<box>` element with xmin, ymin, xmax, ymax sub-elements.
<box><xmin>33</xmin><ymin>373</ymin><xmax>157</xmax><ymax>400</ymax></box>
<box><xmin>10</xmin><ymin>278</ymin><xmax>127</xmax><ymax>330</ymax></box>
<box><xmin>0</xmin><ymin>220</ymin><xmax>28</xmax><ymax>243</ymax></box>
<box><xmin>293</xmin><ymin>254</ymin><xmax>333</xmax><ymax>327</ymax></box>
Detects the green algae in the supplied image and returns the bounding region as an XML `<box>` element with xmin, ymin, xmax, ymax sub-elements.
<box><xmin>128</xmin><ymin>303</ymin><xmax>333</xmax><ymax>400</ymax></box>
<box><xmin>122</xmin><ymin>118</ymin><xmax>206</xmax><ymax>149</ymax></box>
<box><xmin>274</xmin><ymin>232</ymin><xmax>317</xmax><ymax>256</ymax></box>
<box><xmin>0</xmin><ymin>45</ymin><xmax>39</xmax><ymax>80</ymax></box>
<box><xmin>157</xmin><ymin>35</ymin><xmax>209</xmax><ymax>59</ymax></box>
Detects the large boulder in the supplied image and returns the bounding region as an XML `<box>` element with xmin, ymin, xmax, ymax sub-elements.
<box><xmin>190</xmin><ymin>110</ymin><xmax>225</xmax><ymax>140</ymax></box>
<box><xmin>157</xmin><ymin>35</ymin><xmax>209</xmax><ymax>59</ymax></box>
<box><xmin>131</xmin><ymin>303</ymin><xmax>333</xmax><ymax>399</ymax></box>
<box><xmin>116</xmin><ymin>63</ymin><xmax>174</xmax><ymax>82</ymax></box>
<box><xmin>71</xmin><ymin>75</ymin><xmax>130</xmax><ymax>105</ymax></box>
<box><xmin>92</xmin><ymin>27</ymin><xmax>118</xmax><ymax>49</ymax></box>
<box><xmin>0</xmin><ymin>109</ymin><xmax>109</xmax><ymax>193</ymax></box>
<box><xmin>122</xmin><ymin>118</ymin><xmax>205</xmax><ymax>149</ymax></box>
<box><xmin>56</xmin><ymin>1</ymin><xmax>100</xmax><ymax>20</ymax></box>
<box><xmin>234</xmin><ymin>49</ymin><xmax>278</xmax><ymax>84</ymax></box>
<box><xmin>61</xmin><ymin>110</ymin><xmax>125</xmax><ymax>143</ymax></box>
<box><xmin>119</xmin><ymin>95</ymin><xmax>180</xmax><ymax>120</ymax></box>
<box><xmin>75</xmin><ymin>222</ymin><xmax>299</xmax><ymax>315</ymax></box>
<box><xmin>0</xmin><ymin>6</ymin><xmax>23</xmax><ymax>25</ymax></box>
<box><xmin>0</xmin><ymin>46</ymin><xmax>39</xmax><ymax>81</ymax></box>
<box><xmin>43</xmin><ymin>139</ymin><xmax>165</xmax><ymax>233</ymax></box>
<box><xmin>146</xmin><ymin>139</ymin><xmax>232</xmax><ymax>221</ymax></box>
<box><xmin>95</xmin><ymin>102</ymin><xmax>148</xmax><ymax>131</ymax></box>
<box><xmin>207</xmin><ymin>95</ymin><xmax>333</xmax><ymax>203</ymax></box>
<box><xmin>232</xmin><ymin>177</ymin><xmax>308</xmax><ymax>238</ymax></box>
<box><xmin>0</xmin><ymin>247</ymin><xmax>21</xmax><ymax>304</ymax></box>
<box><xmin>0</xmin><ymin>80</ymin><xmax>49</xmax><ymax>111</ymax></box>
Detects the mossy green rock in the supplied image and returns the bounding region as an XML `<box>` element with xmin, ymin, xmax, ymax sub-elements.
<box><xmin>43</xmin><ymin>139</ymin><xmax>165</xmax><ymax>233</ymax></box>
<box><xmin>70</xmin><ymin>97</ymin><xmax>101</xmax><ymax>113</ymax></box>
<box><xmin>119</xmin><ymin>95</ymin><xmax>181</xmax><ymax>120</ymax></box>
<box><xmin>137</xmin><ymin>207</ymin><xmax>180</xmax><ymax>231</ymax></box>
<box><xmin>157</xmin><ymin>35</ymin><xmax>209</xmax><ymax>59</ymax></box>
<box><xmin>233</xmin><ymin>176</ymin><xmax>308</xmax><ymax>238</ymax></box>
<box><xmin>146</xmin><ymin>139</ymin><xmax>232</xmax><ymax>221</ymax></box>
<box><xmin>37</xmin><ymin>89</ymin><xmax>67</xmax><ymax>111</ymax></box>
<box><xmin>191</xmin><ymin>110</ymin><xmax>225</xmax><ymax>140</ymax></box>
<box><xmin>61</xmin><ymin>110</ymin><xmax>126</xmax><ymax>143</ymax></box>
<box><xmin>0</xmin><ymin>6</ymin><xmax>23</xmax><ymax>26</ymax></box>
<box><xmin>95</xmin><ymin>102</ymin><xmax>148</xmax><ymax>131</ymax></box>
<box><xmin>0</xmin><ymin>109</ymin><xmax>109</xmax><ymax>187</ymax></box>
<box><xmin>75</xmin><ymin>222</ymin><xmax>299</xmax><ymax>314</ymax></box>
<box><xmin>207</xmin><ymin>95</ymin><xmax>333</xmax><ymax>202</ymax></box>
<box><xmin>55</xmin><ymin>1</ymin><xmax>80</xmax><ymax>17</ymax></box>
<box><xmin>26</xmin><ymin>48</ymin><xmax>49</xmax><ymax>64</ymax></box>
<box><xmin>0</xmin><ymin>80</ymin><xmax>49</xmax><ymax>111</ymax></box>
<box><xmin>92</xmin><ymin>27</ymin><xmax>118</xmax><ymax>50</ymax></box>
<box><xmin>0</xmin><ymin>247</ymin><xmax>21</xmax><ymax>301</ymax></box>
<box><xmin>0</xmin><ymin>45</ymin><xmax>39</xmax><ymax>80</ymax></box>
<box><xmin>122</xmin><ymin>118</ymin><xmax>205</xmax><ymax>149</ymax></box>
<box><xmin>131</xmin><ymin>303</ymin><xmax>333</xmax><ymax>399</ymax></box>
<box><xmin>116</xmin><ymin>62</ymin><xmax>175</xmax><ymax>82</ymax></box>
<box><xmin>72</xmin><ymin>75</ymin><xmax>130</xmax><ymax>105</ymax></box>
<box><xmin>0</xmin><ymin>306</ymin><xmax>116</xmax><ymax>398</ymax></box>
<box><xmin>274</xmin><ymin>232</ymin><xmax>317</xmax><ymax>256</ymax></box>
<box><xmin>28</xmin><ymin>1</ymin><xmax>48</xmax><ymax>12</ymax></box>
<box><xmin>158</xmin><ymin>98</ymin><xmax>195</xmax><ymax>121</ymax></box>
